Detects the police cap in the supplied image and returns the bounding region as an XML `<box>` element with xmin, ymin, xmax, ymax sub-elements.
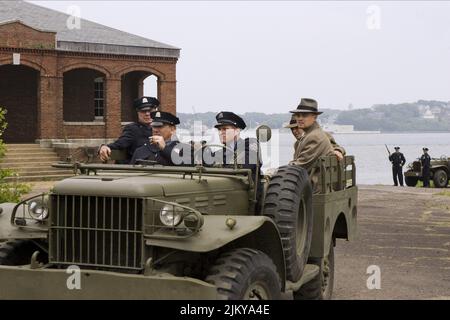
<box><xmin>214</xmin><ymin>111</ymin><xmax>246</xmax><ymax>129</ymax></box>
<box><xmin>150</xmin><ymin>111</ymin><xmax>180</xmax><ymax>127</ymax></box>
<box><xmin>133</xmin><ymin>96</ymin><xmax>160</xmax><ymax>111</ymax></box>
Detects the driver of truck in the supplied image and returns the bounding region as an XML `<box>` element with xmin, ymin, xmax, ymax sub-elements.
<box><xmin>202</xmin><ymin>111</ymin><xmax>262</xmax><ymax>183</ymax></box>
<box><xmin>130</xmin><ymin>111</ymin><xmax>191</xmax><ymax>166</ymax></box>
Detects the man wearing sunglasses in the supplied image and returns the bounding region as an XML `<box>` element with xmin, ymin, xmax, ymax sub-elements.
<box><xmin>98</xmin><ymin>96</ymin><xmax>159</xmax><ymax>164</ymax></box>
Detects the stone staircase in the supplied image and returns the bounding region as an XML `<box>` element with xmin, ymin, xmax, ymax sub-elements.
<box><xmin>0</xmin><ymin>144</ymin><xmax>74</xmax><ymax>182</ymax></box>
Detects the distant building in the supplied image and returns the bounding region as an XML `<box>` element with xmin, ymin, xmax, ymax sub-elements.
<box><xmin>0</xmin><ymin>1</ymin><xmax>179</xmax><ymax>145</ymax></box>
<box><xmin>423</xmin><ymin>107</ymin><xmax>435</xmax><ymax>119</ymax></box>
<box><xmin>322</xmin><ymin>124</ymin><xmax>355</xmax><ymax>133</ymax></box>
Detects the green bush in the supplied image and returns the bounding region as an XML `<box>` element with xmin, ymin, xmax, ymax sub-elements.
<box><xmin>0</xmin><ymin>107</ymin><xmax>31</xmax><ymax>203</ymax></box>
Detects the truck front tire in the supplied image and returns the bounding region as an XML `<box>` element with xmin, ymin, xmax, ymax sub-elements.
<box><xmin>263</xmin><ymin>165</ymin><xmax>313</xmax><ymax>282</ymax></box>
<box><xmin>205</xmin><ymin>248</ymin><xmax>281</xmax><ymax>300</ymax></box>
<box><xmin>0</xmin><ymin>240</ymin><xmax>47</xmax><ymax>265</ymax></box>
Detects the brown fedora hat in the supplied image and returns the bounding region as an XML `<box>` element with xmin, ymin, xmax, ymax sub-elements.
<box><xmin>290</xmin><ymin>98</ymin><xmax>322</xmax><ymax>114</ymax></box>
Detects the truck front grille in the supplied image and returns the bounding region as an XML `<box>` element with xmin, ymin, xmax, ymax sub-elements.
<box><xmin>49</xmin><ymin>195</ymin><xmax>144</xmax><ymax>270</ymax></box>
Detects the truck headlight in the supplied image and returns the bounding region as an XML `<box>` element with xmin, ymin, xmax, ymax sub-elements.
<box><xmin>159</xmin><ymin>205</ymin><xmax>183</xmax><ymax>226</ymax></box>
<box><xmin>28</xmin><ymin>199</ymin><xmax>49</xmax><ymax>221</ymax></box>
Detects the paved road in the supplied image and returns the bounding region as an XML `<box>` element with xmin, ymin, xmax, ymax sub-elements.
<box><xmin>334</xmin><ymin>185</ymin><xmax>450</xmax><ymax>300</ymax></box>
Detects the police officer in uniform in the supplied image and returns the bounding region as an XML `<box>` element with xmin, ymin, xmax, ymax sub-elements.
<box><xmin>98</xmin><ymin>96</ymin><xmax>159</xmax><ymax>164</ymax></box>
<box><xmin>206</xmin><ymin>111</ymin><xmax>262</xmax><ymax>183</ymax></box>
<box><xmin>420</xmin><ymin>147</ymin><xmax>431</xmax><ymax>187</ymax></box>
<box><xmin>130</xmin><ymin>111</ymin><xmax>189</xmax><ymax>166</ymax></box>
<box><xmin>389</xmin><ymin>146</ymin><xmax>406</xmax><ymax>186</ymax></box>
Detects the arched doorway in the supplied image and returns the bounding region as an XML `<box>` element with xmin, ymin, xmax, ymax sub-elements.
<box><xmin>121</xmin><ymin>71</ymin><xmax>159</xmax><ymax>123</ymax></box>
<box><xmin>0</xmin><ymin>64</ymin><xmax>39</xmax><ymax>143</ymax></box>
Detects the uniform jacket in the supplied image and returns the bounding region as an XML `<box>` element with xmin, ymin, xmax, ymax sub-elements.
<box><xmin>130</xmin><ymin>136</ymin><xmax>190</xmax><ymax>166</ymax></box>
<box><xmin>389</xmin><ymin>152</ymin><xmax>406</xmax><ymax>167</ymax></box>
<box><xmin>290</xmin><ymin>122</ymin><xmax>334</xmax><ymax>174</ymax></box>
<box><xmin>107</xmin><ymin>122</ymin><xmax>152</xmax><ymax>164</ymax></box>
<box><xmin>420</xmin><ymin>153</ymin><xmax>431</xmax><ymax>168</ymax></box>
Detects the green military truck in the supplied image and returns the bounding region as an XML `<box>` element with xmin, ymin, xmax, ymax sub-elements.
<box><xmin>0</xmin><ymin>129</ymin><xmax>357</xmax><ymax>300</ymax></box>
<box><xmin>404</xmin><ymin>156</ymin><xmax>450</xmax><ymax>188</ymax></box>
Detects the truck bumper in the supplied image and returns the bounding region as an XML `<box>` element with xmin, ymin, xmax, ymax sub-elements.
<box><xmin>0</xmin><ymin>265</ymin><xmax>218</xmax><ymax>299</ymax></box>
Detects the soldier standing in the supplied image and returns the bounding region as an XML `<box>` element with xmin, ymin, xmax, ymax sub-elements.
<box><xmin>420</xmin><ymin>147</ymin><xmax>431</xmax><ymax>187</ymax></box>
<box><xmin>389</xmin><ymin>146</ymin><xmax>406</xmax><ymax>186</ymax></box>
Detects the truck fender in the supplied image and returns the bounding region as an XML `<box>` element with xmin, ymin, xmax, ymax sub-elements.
<box><xmin>0</xmin><ymin>203</ymin><xmax>47</xmax><ymax>241</ymax></box>
<box><xmin>146</xmin><ymin>215</ymin><xmax>286</xmax><ymax>289</ymax></box>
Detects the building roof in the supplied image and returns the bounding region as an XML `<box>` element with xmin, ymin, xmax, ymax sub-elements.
<box><xmin>0</xmin><ymin>1</ymin><xmax>180</xmax><ymax>58</ymax></box>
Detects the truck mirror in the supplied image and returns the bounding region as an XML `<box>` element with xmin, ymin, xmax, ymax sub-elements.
<box><xmin>256</xmin><ymin>125</ymin><xmax>271</xmax><ymax>143</ymax></box>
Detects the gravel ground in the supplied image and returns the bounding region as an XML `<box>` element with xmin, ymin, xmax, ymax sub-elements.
<box><xmin>333</xmin><ymin>185</ymin><xmax>450</xmax><ymax>300</ymax></box>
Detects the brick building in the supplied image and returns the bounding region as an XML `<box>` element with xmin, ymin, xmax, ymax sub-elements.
<box><xmin>0</xmin><ymin>1</ymin><xmax>179</xmax><ymax>148</ymax></box>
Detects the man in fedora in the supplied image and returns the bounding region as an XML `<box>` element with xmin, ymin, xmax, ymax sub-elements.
<box><xmin>288</xmin><ymin>98</ymin><xmax>336</xmax><ymax>190</ymax></box>
<box><xmin>389</xmin><ymin>146</ymin><xmax>406</xmax><ymax>186</ymax></box>
<box><xmin>98</xmin><ymin>96</ymin><xmax>160</xmax><ymax>164</ymax></box>
<box><xmin>285</xmin><ymin>114</ymin><xmax>346</xmax><ymax>160</ymax></box>
<box><xmin>420</xmin><ymin>147</ymin><xmax>431</xmax><ymax>187</ymax></box>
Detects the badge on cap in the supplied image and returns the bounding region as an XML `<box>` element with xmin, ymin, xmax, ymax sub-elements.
<box><xmin>156</xmin><ymin>112</ymin><xmax>161</xmax><ymax>117</ymax></box>
<box><xmin>218</xmin><ymin>113</ymin><xmax>223</xmax><ymax>119</ymax></box>
<box><xmin>142</xmin><ymin>97</ymin><xmax>148</xmax><ymax>103</ymax></box>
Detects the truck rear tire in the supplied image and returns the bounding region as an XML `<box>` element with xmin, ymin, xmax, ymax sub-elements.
<box><xmin>405</xmin><ymin>176</ymin><xmax>418</xmax><ymax>187</ymax></box>
<box><xmin>433</xmin><ymin>169</ymin><xmax>448</xmax><ymax>188</ymax></box>
<box><xmin>0</xmin><ymin>240</ymin><xmax>46</xmax><ymax>265</ymax></box>
<box><xmin>293</xmin><ymin>239</ymin><xmax>335</xmax><ymax>300</ymax></box>
<box><xmin>263</xmin><ymin>165</ymin><xmax>313</xmax><ymax>282</ymax></box>
<box><xmin>205</xmin><ymin>248</ymin><xmax>281</xmax><ymax>300</ymax></box>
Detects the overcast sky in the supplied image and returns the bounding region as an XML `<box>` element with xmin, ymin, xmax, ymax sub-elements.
<box><xmin>32</xmin><ymin>1</ymin><xmax>450</xmax><ymax>113</ymax></box>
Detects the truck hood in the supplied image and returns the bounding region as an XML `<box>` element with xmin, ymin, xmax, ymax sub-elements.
<box><xmin>52</xmin><ymin>173</ymin><xmax>248</xmax><ymax>198</ymax></box>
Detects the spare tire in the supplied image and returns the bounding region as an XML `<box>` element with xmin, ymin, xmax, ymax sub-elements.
<box><xmin>263</xmin><ymin>165</ymin><xmax>313</xmax><ymax>282</ymax></box>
